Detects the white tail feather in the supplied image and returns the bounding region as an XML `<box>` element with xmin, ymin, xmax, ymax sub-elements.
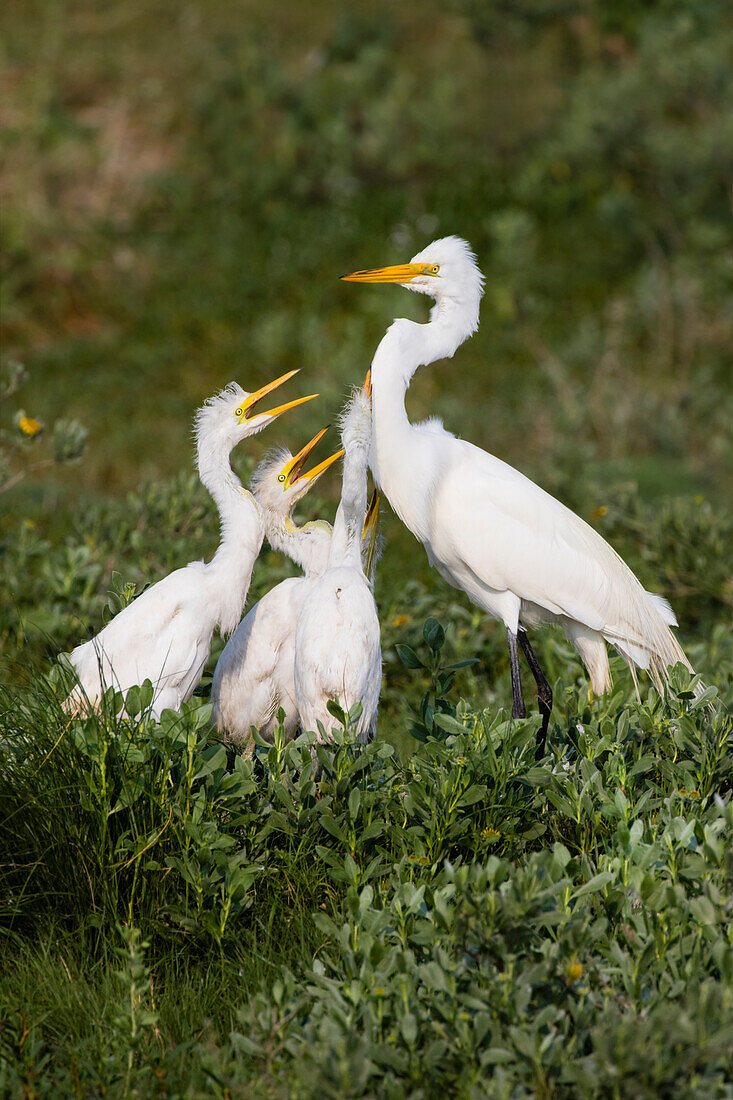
<box><xmin>646</xmin><ymin>591</ymin><xmax>678</xmax><ymax>628</ymax></box>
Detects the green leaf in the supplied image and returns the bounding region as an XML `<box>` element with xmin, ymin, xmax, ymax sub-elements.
<box><xmin>319</xmin><ymin>814</ymin><xmax>347</xmax><ymax>844</ymax></box>
<box><xmin>572</xmin><ymin>871</ymin><xmax>614</xmax><ymax>900</ymax></box>
<box><xmin>459</xmin><ymin>785</ymin><xmax>484</xmax><ymax>807</ymax></box>
<box><xmin>326</xmin><ymin>698</ymin><xmax>346</xmax><ymax>725</ymax></box>
<box><xmin>124</xmin><ymin>685</ymin><xmax>141</xmax><ymax>716</ymax></box>
<box><xmin>312</xmin><ymin>911</ymin><xmax>337</xmax><ymax>937</ymax></box>
<box><xmin>423</xmin><ymin>617</ymin><xmax>445</xmax><ymax>652</ymax></box>
<box><xmin>408</xmin><ymin>724</ymin><xmax>429</xmax><ymax>743</ymax></box>
<box><xmin>483</xmin><ymin>1048</ymin><xmax>515</xmax><ymax>1065</ymax></box>
<box><xmin>432</xmin><ymin>712</ymin><xmax>466</xmax><ymax>736</ymax></box>
<box><xmin>689</xmin><ymin>685</ymin><xmax>718</xmax><ymax>711</ymax></box>
<box><xmin>396</xmin><ymin>644</ymin><xmax>424</xmax><ymax>670</ymax></box>
<box><xmin>400</xmin><ymin>1013</ymin><xmax>418</xmax><ymax>1046</ymax></box>
<box><xmin>193</xmin><ymin>746</ymin><xmax>227</xmax><ymax>780</ymax></box>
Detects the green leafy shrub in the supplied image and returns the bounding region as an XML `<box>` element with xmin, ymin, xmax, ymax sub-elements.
<box><xmin>2</xmin><ymin>635</ymin><xmax>731</xmax><ymax>1095</ymax></box>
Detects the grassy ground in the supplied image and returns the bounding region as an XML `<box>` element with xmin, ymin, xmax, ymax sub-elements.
<box><xmin>1</xmin><ymin>1</ymin><xmax>733</xmax><ymax>1096</ymax></box>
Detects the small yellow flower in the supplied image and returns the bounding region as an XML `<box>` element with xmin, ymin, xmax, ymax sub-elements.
<box><xmin>374</xmin><ymin>987</ymin><xmax>386</xmax><ymax>996</ymax></box>
<box><xmin>482</xmin><ymin>827</ymin><xmax>501</xmax><ymax>839</ymax></box>
<box><xmin>19</xmin><ymin>416</ymin><xmax>41</xmax><ymax>437</ymax></box>
<box><xmin>568</xmin><ymin>962</ymin><xmax>583</xmax><ymax>983</ymax></box>
<box><xmin>392</xmin><ymin>614</ymin><xmax>409</xmax><ymax>627</ymax></box>
<box><xmin>592</xmin><ymin>505</ymin><xmax>609</xmax><ymax>518</ymax></box>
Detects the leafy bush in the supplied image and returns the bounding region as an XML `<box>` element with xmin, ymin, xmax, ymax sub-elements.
<box><xmin>1</xmin><ymin>636</ymin><xmax>731</xmax><ymax>1095</ymax></box>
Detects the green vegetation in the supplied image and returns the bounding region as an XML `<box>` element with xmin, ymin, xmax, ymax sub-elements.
<box><xmin>2</xmin><ymin>657</ymin><xmax>732</xmax><ymax>1096</ymax></box>
<box><xmin>1</xmin><ymin>0</ymin><xmax>732</xmax><ymax>1096</ymax></box>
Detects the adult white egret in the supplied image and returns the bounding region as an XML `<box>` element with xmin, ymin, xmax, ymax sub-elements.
<box><xmin>294</xmin><ymin>382</ymin><xmax>382</xmax><ymax>745</ymax></box>
<box><xmin>211</xmin><ymin>427</ymin><xmax>345</xmax><ymax>746</ymax></box>
<box><xmin>64</xmin><ymin>372</ymin><xmax>317</xmax><ymax>719</ymax></box>
<box><xmin>342</xmin><ymin>236</ymin><xmax>696</xmax><ymax>755</ymax></box>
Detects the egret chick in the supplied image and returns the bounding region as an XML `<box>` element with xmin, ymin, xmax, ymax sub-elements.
<box><xmin>294</xmin><ymin>382</ymin><xmax>382</xmax><ymax>745</ymax></box>
<box><xmin>64</xmin><ymin>373</ymin><xmax>316</xmax><ymax>719</ymax></box>
<box><xmin>212</xmin><ymin>427</ymin><xmax>345</xmax><ymax>746</ymax></box>
<box><xmin>342</xmin><ymin>237</ymin><xmax>698</xmax><ymax>756</ymax></box>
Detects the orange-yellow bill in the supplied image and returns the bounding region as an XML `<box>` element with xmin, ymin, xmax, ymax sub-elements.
<box><xmin>279</xmin><ymin>427</ymin><xmax>345</xmax><ymax>489</ymax></box>
<box><xmin>362</xmin><ymin>489</ymin><xmax>381</xmax><ymax>577</ymax></box>
<box><xmin>280</xmin><ymin>427</ymin><xmax>328</xmax><ymax>486</ymax></box>
<box><xmin>238</xmin><ymin>369</ymin><xmax>318</xmax><ymax>422</ymax></box>
<box><xmin>363</xmin><ymin>369</ymin><xmax>372</xmax><ymax>398</ymax></box>
<box><xmin>301</xmin><ymin>448</ymin><xmax>345</xmax><ymax>485</ymax></box>
<box><xmin>341</xmin><ymin>262</ymin><xmax>435</xmax><ymax>284</ymax></box>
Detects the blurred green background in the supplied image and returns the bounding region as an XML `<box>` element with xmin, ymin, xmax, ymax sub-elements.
<box><xmin>3</xmin><ymin>0</ymin><xmax>731</xmax><ymax>485</ymax></box>
<box><xmin>1</xmin><ymin>0</ymin><xmax>732</xmax><ymax>684</ymax></box>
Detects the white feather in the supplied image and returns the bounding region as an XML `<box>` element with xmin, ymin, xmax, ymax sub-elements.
<box><xmin>359</xmin><ymin>235</ymin><xmax>697</xmax><ymax>700</ymax></box>
<box><xmin>64</xmin><ymin>381</ymin><xmax>303</xmax><ymax>719</ymax></box>
<box><xmin>294</xmin><ymin>388</ymin><xmax>382</xmax><ymax>744</ymax></box>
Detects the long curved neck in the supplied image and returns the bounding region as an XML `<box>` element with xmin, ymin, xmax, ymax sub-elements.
<box><xmin>264</xmin><ymin>511</ymin><xmax>332</xmax><ymax>577</ymax></box>
<box><xmin>370</xmin><ymin>296</ymin><xmax>476</xmax><ymax>536</ymax></box>
<box><xmin>197</xmin><ymin>435</ymin><xmax>263</xmax><ymax>635</ymax></box>
<box><xmin>328</xmin><ymin>436</ymin><xmax>369</xmax><ymax>569</ymax></box>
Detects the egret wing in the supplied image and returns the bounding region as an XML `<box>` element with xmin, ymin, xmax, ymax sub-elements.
<box><xmin>213</xmin><ymin>578</ymin><xmax>305</xmax><ymax>739</ymax></box>
<box><xmin>431</xmin><ymin>445</ymin><xmax>636</xmax><ymax>632</ymax></box>
<box><xmin>71</xmin><ymin>565</ymin><xmax>211</xmax><ymax>701</ymax></box>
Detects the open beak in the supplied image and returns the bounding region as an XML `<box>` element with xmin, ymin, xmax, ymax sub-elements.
<box><xmin>279</xmin><ymin>427</ymin><xmax>345</xmax><ymax>489</ymax></box>
<box><xmin>361</xmin><ymin>489</ymin><xmax>381</xmax><ymax>577</ymax></box>
<box><xmin>341</xmin><ymin>262</ymin><xmax>435</xmax><ymax>284</ymax></box>
<box><xmin>238</xmin><ymin>369</ymin><xmax>318</xmax><ymax>423</ymax></box>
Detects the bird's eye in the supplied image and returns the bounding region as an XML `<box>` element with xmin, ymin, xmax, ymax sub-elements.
<box><xmin>235</xmin><ymin>407</ymin><xmax>243</xmax><ymax>417</ymax></box>
<box><xmin>277</xmin><ymin>474</ymin><xmax>286</xmax><ymax>483</ymax></box>
<box><xmin>427</xmin><ymin>264</ymin><xmax>440</xmax><ymax>276</ymax></box>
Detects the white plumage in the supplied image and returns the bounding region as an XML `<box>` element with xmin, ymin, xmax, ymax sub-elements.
<box><xmin>294</xmin><ymin>385</ymin><xmax>382</xmax><ymax>744</ymax></box>
<box><xmin>342</xmin><ymin>236</ymin><xmax>696</xmax><ymax>750</ymax></box>
<box><xmin>64</xmin><ymin>374</ymin><xmax>316</xmax><ymax>719</ymax></box>
<box><xmin>211</xmin><ymin>432</ymin><xmax>343</xmax><ymax>747</ymax></box>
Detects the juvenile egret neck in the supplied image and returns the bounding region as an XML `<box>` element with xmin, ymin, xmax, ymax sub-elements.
<box><xmin>342</xmin><ymin>236</ymin><xmax>696</xmax><ymax>755</ymax></box>
<box><xmin>212</xmin><ymin>429</ymin><xmax>345</xmax><ymax>745</ymax></box>
<box><xmin>64</xmin><ymin>373</ymin><xmax>317</xmax><ymax>719</ymax></box>
<box><xmin>251</xmin><ymin>427</ymin><xmax>345</xmax><ymax>576</ymax></box>
<box><xmin>294</xmin><ymin>381</ymin><xmax>383</xmax><ymax>745</ymax></box>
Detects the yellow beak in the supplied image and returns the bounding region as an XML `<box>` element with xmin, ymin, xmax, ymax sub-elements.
<box><xmin>341</xmin><ymin>262</ymin><xmax>435</xmax><ymax>284</ymax></box>
<box><xmin>363</xmin><ymin>369</ymin><xmax>372</xmax><ymax>398</ymax></box>
<box><xmin>300</xmin><ymin>447</ymin><xmax>345</xmax><ymax>486</ymax></box>
<box><xmin>237</xmin><ymin>369</ymin><xmax>318</xmax><ymax>423</ymax></box>
<box><xmin>361</xmin><ymin>489</ymin><xmax>381</xmax><ymax>577</ymax></box>
<box><xmin>279</xmin><ymin>427</ymin><xmax>345</xmax><ymax>489</ymax></box>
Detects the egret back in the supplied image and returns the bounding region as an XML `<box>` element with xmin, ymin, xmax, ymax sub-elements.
<box><xmin>212</xmin><ymin>577</ymin><xmax>306</xmax><ymax>744</ymax></box>
<box><xmin>294</xmin><ymin>566</ymin><xmax>381</xmax><ymax>744</ymax></box>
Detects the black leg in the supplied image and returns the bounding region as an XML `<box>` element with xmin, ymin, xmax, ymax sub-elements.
<box><xmin>518</xmin><ymin>629</ymin><xmax>553</xmax><ymax>760</ymax></box>
<box><xmin>506</xmin><ymin>628</ymin><xmax>526</xmax><ymax>719</ymax></box>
